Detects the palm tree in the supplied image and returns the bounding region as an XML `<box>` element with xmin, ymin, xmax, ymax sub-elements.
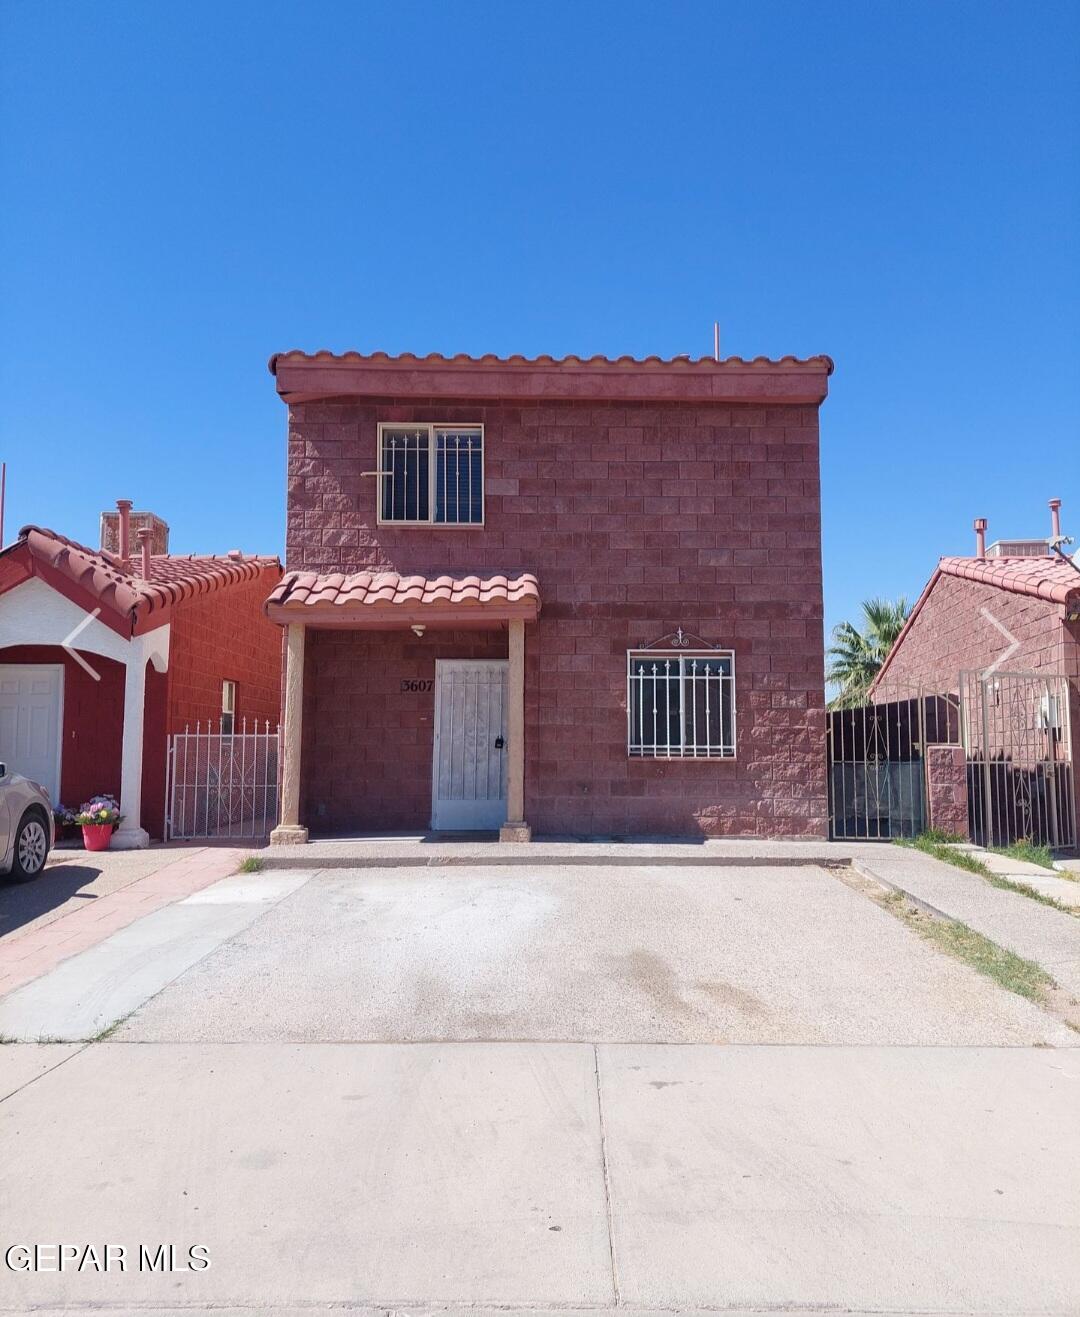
<box><xmin>826</xmin><ymin>597</ymin><xmax>910</xmax><ymax>708</ymax></box>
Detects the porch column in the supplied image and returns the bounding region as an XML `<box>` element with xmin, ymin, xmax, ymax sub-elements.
<box><xmin>270</xmin><ymin>622</ymin><xmax>309</xmax><ymax>846</ymax></box>
<box><xmin>499</xmin><ymin>618</ymin><xmax>531</xmax><ymax>842</ymax></box>
<box><xmin>111</xmin><ymin>657</ymin><xmax>150</xmax><ymax>850</ymax></box>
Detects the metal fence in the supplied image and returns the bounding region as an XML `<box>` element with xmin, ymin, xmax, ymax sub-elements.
<box><xmin>165</xmin><ymin>719</ymin><xmax>280</xmax><ymax>840</ymax></box>
<box><xmin>827</xmin><ymin>687</ymin><xmax>958</xmax><ymax>840</ymax></box>
<box><xmin>959</xmin><ymin>670</ymin><xmax>1076</xmax><ymax>849</ymax></box>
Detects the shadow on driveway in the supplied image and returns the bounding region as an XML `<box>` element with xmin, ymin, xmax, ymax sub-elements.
<box><xmin>0</xmin><ymin>864</ymin><xmax>106</xmax><ymax>938</ymax></box>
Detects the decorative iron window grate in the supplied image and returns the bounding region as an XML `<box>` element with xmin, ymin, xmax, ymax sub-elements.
<box><xmin>378</xmin><ymin>424</ymin><xmax>483</xmax><ymax>525</ymax></box>
<box><xmin>627</xmin><ymin>650</ymin><xmax>735</xmax><ymax>758</ymax></box>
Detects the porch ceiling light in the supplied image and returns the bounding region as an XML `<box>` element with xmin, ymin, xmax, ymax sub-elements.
<box><xmin>411</xmin><ymin>623</ymin><xmax>426</xmax><ymax>637</ymax></box>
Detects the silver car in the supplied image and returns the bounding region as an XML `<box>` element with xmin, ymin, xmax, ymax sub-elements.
<box><xmin>0</xmin><ymin>763</ymin><xmax>54</xmax><ymax>881</ymax></box>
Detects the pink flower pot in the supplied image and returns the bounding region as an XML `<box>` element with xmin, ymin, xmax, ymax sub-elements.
<box><xmin>82</xmin><ymin>823</ymin><xmax>113</xmax><ymax>852</ymax></box>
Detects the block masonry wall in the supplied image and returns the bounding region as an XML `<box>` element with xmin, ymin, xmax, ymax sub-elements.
<box><xmin>878</xmin><ymin>574</ymin><xmax>1066</xmax><ymax>687</ymax></box>
<box><xmin>166</xmin><ymin>571</ymin><xmax>282</xmax><ymax>733</ymax></box>
<box><xmin>925</xmin><ymin>744</ymin><xmax>969</xmax><ymax>838</ymax></box>
<box><xmin>287</xmin><ymin>397</ymin><xmax>828</xmax><ymax>837</ymax></box>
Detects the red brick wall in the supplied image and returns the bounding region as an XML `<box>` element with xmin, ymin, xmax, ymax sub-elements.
<box><xmin>0</xmin><ymin>644</ymin><xmax>124</xmax><ymax>811</ymax></box>
<box><xmin>286</xmin><ymin>397</ymin><xmax>827</xmax><ymax>837</ymax></box>
<box><xmin>166</xmin><ymin>570</ymin><xmax>282</xmax><ymax>733</ymax></box>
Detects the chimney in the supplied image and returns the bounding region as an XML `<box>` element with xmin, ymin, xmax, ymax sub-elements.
<box><xmin>100</xmin><ymin>508</ymin><xmax>170</xmax><ymax>559</ymax></box>
<box><xmin>116</xmin><ymin>499</ymin><xmax>132</xmax><ymax>569</ymax></box>
<box><xmin>1049</xmin><ymin>497</ymin><xmax>1063</xmax><ymax>545</ymax></box>
<box><xmin>136</xmin><ymin>526</ymin><xmax>153</xmax><ymax>580</ymax></box>
<box><xmin>973</xmin><ymin>517</ymin><xmax>987</xmax><ymax>558</ymax></box>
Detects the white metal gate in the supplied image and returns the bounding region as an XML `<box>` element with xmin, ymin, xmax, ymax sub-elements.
<box><xmin>431</xmin><ymin>660</ymin><xmax>508</xmax><ymax>830</ymax></box>
<box><xmin>166</xmin><ymin>719</ymin><xmax>280</xmax><ymax>840</ymax></box>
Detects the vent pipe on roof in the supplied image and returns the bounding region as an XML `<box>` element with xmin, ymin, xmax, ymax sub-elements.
<box><xmin>136</xmin><ymin>526</ymin><xmax>152</xmax><ymax>581</ymax></box>
<box><xmin>1049</xmin><ymin>497</ymin><xmax>1063</xmax><ymax>546</ymax></box>
<box><xmin>116</xmin><ymin>499</ymin><xmax>132</xmax><ymax>570</ymax></box>
<box><xmin>973</xmin><ymin>517</ymin><xmax>987</xmax><ymax>558</ymax></box>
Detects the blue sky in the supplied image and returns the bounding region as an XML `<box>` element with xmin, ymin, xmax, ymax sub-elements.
<box><xmin>1</xmin><ymin>1</ymin><xmax>1077</xmax><ymax>644</ymax></box>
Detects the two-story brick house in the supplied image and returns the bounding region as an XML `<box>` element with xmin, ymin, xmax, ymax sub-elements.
<box><xmin>265</xmin><ymin>350</ymin><xmax>832</xmax><ymax>843</ymax></box>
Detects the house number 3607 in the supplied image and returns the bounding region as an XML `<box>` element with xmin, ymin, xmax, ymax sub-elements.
<box><xmin>400</xmin><ymin>679</ymin><xmax>434</xmax><ymax>693</ymax></box>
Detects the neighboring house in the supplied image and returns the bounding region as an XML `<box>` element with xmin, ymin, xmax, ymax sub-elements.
<box><xmin>0</xmin><ymin>503</ymin><xmax>281</xmax><ymax>844</ymax></box>
<box><xmin>265</xmin><ymin>349</ymin><xmax>832</xmax><ymax>843</ymax></box>
<box><xmin>871</xmin><ymin>502</ymin><xmax>1080</xmax><ymax>844</ymax></box>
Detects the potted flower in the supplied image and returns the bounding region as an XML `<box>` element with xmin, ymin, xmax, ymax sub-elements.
<box><xmin>75</xmin><ymin>795</ymin><xmax>122</xmax><ymax>852</ymax></box>
<box><xmin>53</xmin><ymin>804</ymin><xmax>78</xmax><ymax>841</ymax></box>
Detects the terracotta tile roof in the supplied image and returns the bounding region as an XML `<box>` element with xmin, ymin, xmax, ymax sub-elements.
<box><xmin>269</xmin><ymin>348</ymin><xmax>834</xmax><ymax>373</ymax></box>
<box><xmin>872</xmin><ymin>552</ymin><xmax>1080</xmax><ymax>691</ymax></box>
<box><xmin>13</xmin><ymin>525</ymin><xmax>281</xmax><ymax>629</ymax></box>
<box><xmin>938</xmin><ymin>554</ymin><xmax>1080</xmax><ymax>605</ymax></box>
<box><xmin>266</xmin><ymin>570</ymin><xmax>541</xmax><ymax>625</ymax></box>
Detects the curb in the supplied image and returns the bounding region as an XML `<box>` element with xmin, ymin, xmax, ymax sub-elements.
<box><xmin>257</xmin><ymin>853</ymin><xmax>852</xmax><ymax>872</ymax></box>
<box><xmin>849</xmin><ymin>858</ymin><xmax>971</xmax><ymax>922</ymax></box>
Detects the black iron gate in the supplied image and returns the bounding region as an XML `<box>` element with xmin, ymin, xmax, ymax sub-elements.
<box><xmin>827</xmin><ymin>689</ymin><xmax>958</xmax><ymax>840</ymax></box>
<box><xmin>959</xmin><ymin>670</ymin><xmax>1076</xmax><ymax>849</ymax></box>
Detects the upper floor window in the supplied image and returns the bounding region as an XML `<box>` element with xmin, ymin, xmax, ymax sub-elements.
<box><xmin>627</xmin><ymin>649</ymin><xmax>735</xmax><ymax>759</ymax></box>
<box><xmin>377</xmin><ymin>423</ymin><xmax>484</xmax><ymax>525</ymax></box>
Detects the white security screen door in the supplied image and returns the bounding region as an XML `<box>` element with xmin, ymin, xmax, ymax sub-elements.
<box><xmin>432</xmin><ymin>660</ymin><xmax>508</xmax><ymax>830</ymax></box>
<box><xmin>0</xmin><ymin>664</ymin><xmax>63</xmax><ymax>803</ymax></box>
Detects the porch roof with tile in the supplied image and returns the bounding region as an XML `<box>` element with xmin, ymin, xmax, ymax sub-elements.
<box><xmin>265</xmin><ymin>569</ymin><xmax>541</xmax><ymax>629</ymax></box>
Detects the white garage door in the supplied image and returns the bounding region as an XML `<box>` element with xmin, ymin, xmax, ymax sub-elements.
<box><xmin>0</xmin><ymin>664</ymin><xmax>63</xmax><ymax>803</ymax></box>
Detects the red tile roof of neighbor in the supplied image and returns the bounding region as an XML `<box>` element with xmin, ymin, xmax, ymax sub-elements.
<box><xmin>937</xmin><ymin>554</ymin><xmax>1080</xmax><ymax>605</ymax></box>
<box><xmin>873</xmin><ymin>553</ymin><xmax>1080</xmax><ymax>690</ymax></box>
<box><xmin>12</xmin><ymin>525</ymin><xmax>281</xmax><ymax>627</ymax></box>
<box><xmin>266</xmin><ymin>570</ymin><xmax>541</xmax><ymax>627</ymax></box>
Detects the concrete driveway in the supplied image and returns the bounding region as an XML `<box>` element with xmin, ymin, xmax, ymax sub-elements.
<box><xmin>0</xmin><ymin>862</ymin><xmax>1067</xmax><ymax>1045</ymax></box>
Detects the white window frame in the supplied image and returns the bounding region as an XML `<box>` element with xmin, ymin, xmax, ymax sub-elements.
<box><xmin>375</xmin><ymin>422</ymin><xmax>485</xmax><ymax>528</ymax></box>
<box><xmin>626</xmin><ymin>649</ymin><xmax>736</xmax><ymax>760</ymax></box>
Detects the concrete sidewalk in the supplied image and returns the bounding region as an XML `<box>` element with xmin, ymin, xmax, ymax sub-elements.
<box><xmin>854</xmin><ymin>846</ymin><xmax>1080</xmax><ymax>998</ymax></box>
<box><xmin>1</xmin><ymin>1041</ymin><xmax>1077</xmax><ymax>1314</ymax></box>
<box><xmin>952</xmin><ymin>844</ymin><xmax>1080</xmax><ymax>908</ymax></box>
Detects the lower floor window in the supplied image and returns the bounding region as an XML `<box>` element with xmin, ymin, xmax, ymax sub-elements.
<box><xmin>627</xmin><ymin>651</ymin><xmax>735</xmax><ymax>758</ymax></box>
